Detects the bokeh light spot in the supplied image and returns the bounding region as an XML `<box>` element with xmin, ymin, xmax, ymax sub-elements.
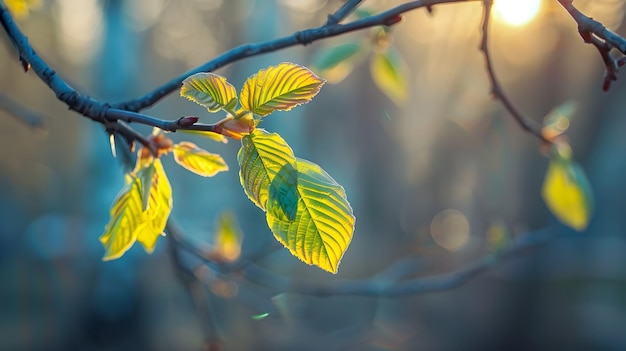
<box><xmin>430</xmin><ymin>209</ymin><xmax>470</xmax><ymax>251</ymax></box>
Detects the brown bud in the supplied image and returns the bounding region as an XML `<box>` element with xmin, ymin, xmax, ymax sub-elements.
<box><xmin>177</xmin><ymin>116</ymin><xmax>199</xmax><ymax>127</ymax></box>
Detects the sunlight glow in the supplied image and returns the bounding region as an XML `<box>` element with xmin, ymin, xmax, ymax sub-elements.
<box><xmin>494</xmin><ymin>0</ymin><xmax>541</xmax><ymax>27</ymax></box>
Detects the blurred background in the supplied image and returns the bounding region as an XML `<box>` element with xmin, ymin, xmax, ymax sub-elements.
<box><xmin>2</xmin><ymin>0</ymin><xmax>626</xmax><ymax>350</ymax></box>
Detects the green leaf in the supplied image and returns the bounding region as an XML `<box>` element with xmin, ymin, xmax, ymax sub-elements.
<box><xmin>181</xmin><ymin>72</ymin><xmax>238</xmax><ymax>113</ymax></box>
<box><xmin>237</xmin><ymin>130</ymin><xmax>298</xmax><ymax>212</ymax></box>
<box><xmin>99</xmin><ymin>175</ymin><xmax>146</xmax><ymax>261</ymax></box>
<box><xmin>266</xmin><ymin>158</ymin><xmax>355</xmax><ymax>273</ymax></box>
<box><xmin>370</xmin><ymin>48</ymin><xmax>408</xmax><ymax>105</ymax></box>
<box><xmin>542</xmin><ymin>156</ymin><xmax>593</xmax><ymax>231</ymax></box>
<box><xmin>313</xmin><ymin>43</ymin><xmax>363</xmax><ymax>83</ymax></box>
<box><xmin>173</xmin><ymin>141</ymin><xmax>229</xmax><ymax>177</ymax></box>
<box><xmin>137</xmin><ymin>159</ymin><xmax>173</xmax><ymax>253</ymax></box>
<box><xmin>240</xmin><ymin>62</ymin><xmax>325</xmax><ymax>117</ymax></box>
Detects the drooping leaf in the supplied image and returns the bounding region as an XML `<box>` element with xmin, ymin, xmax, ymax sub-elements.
<box><xmin>237</xmin><ymin>130</ymin><xmax>298</xmax><ymax>212</ymax></box>
<box><xmin>370</xmin><ymin>48</ymin><xmax>408</xmax><ymax>105</ymax></box>
<box><xmin>99</xmin><ymin>175</ymin><xmax>146</xmax><ymax>261</ymax></box>
<box><xmin>212</xmin><ymin>212</ymin><xmax>243</xmax><ymax>262</ymax></box>
<box><xmin>266</xmin><ymin>158</ymin><xmax>355</xmax><ymax>273</ymax></box>
<box><xmin>137</xmin><ymin>159</ymin><xmax>173</xmax><ymax>253</ymax></box>
<box><xmin>181</xmin><ymin>72</ymin><xmax>238</xmax><ymax>113</ymax></box>
<box><xmin>173</xmin><ymin>141</ymin><xmax>229</xmax><ymax>177</ymax></box>
<box><xmin>240</xmin><ymin>63</ymin><xmax>325</xmax><ymax>116</ymax></box>
<box><xmin>542</xmin><ymin>156</ymin><xmax>593</xmax><ymax>231</ymax></box>
<box><xmin>100</xmin><ymin>159</ymin><xmax>173</xmax><ymax>260</ymax></box>
<box><xmin>313</xmin><ymin>43</ymin><xmax>363</xmax><ymax>84</ymax></box>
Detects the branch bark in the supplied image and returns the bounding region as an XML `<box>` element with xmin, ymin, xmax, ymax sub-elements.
<box><xmin>170</xmin><ymin>222</ymin><xmax>553</xmax><ymax>297</ymax></box>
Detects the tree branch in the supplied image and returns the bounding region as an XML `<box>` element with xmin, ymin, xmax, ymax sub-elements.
<box><xmin>557</xmin><ymin>0</ymin><xmax>626</xmax><ymax>54</ymax></box>
<box><xmin>480</xmin><ymin>0</ymin><xmax>550</xmax><ymax>143</ymax></box>
<box><xmin>171</xmin><ymin>221</ymin><xmax>553</xmax><ymax>297</ymax></box>
<box><xmin>556</xmin><ymin>0</ymin><xmax>626</xmax><ymax>91</ymax></box>
<box><xmin>0</xmin><ymin>2</ymin><xmax>106</xmax><ymax>121</ymax></box>
<box><xmin>325</xmin><ymin>0</ymin><xmax>365</xmax><ymax>25</ymax></box>
<box><xmin>112</xmin><ymin>0</ymin><xmax>478</xmax><ymax>112</ymax></box>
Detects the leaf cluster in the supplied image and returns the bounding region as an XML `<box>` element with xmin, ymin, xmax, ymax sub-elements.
<box><xmin>102</xmin><ymin>63</ymin><xmax>355</xmax><ymax>273</ymax></box>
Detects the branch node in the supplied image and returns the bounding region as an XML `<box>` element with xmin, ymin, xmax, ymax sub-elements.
<box><xmin>384</xmin><ymin>14</ymin><xmax>403</xmax><ymax>26</ymax></box>
<box><xmin>294</xmin><ymin>31</ymin><xmax>313</xmax><ymax>45</ymax></box>
<box><xmin>177</xmin><ymin>116</ymin><xmax>199</xmax><ymax>127</ymax></box>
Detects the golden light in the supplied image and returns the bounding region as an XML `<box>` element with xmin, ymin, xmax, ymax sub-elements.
<box><xmin>493</xmin><ymin>0</ymin><xmax>541</xmax><ymax>27</ymax></box>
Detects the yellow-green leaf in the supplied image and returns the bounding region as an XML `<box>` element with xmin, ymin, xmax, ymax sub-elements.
<box><xmin>212</xmin><ymin>212</ymin><xmax>243</xmax><ymax>262</ymax></box>
<box><xmin>313</xmin><ymin>43</ymin><xmax>363</xmax><ymax>84</ymax></box>
<box><xmin>237</xmin><ymin>130</ymin><xmax>298</xmax><ymax>214</ymax></box>
<box><xmin>370</xmin><ymin>49</ymin><xmax>408</xmax><ymax>105</ymax></box>
<box><xmin>173</xmin><ymin>141</ymin><xmax>229</xmax><ymax>177</ymax></box>
<box><xmin>542</xmin><ymin>157</ymin><xmax>593</xmax><ymax>231</ymax></box>
<box><xmin>181</xmin><ymin>72</ymin><xmax>238</xmax><ymax>113</ymax></box>
<box><xmin>178</xmin><ymin>129</ymin><xmax>228</xmax><ymax>144</ymax></box>
<box><xmin>266</xmin><ymin>158</ymin><xmax>355</xmax><ymax>273</ymax></box>
<box><xmin>137</xmin><ymin>159</ymin><xmax>173</xmax><ymax>253</ymax></box>
<box><xmin>100</xmin><ymin>160</ymin><xmax>173</xmax><ymax>260</ymax></box>
<box><xmin>240</xmin><ymin>62</ymin><xmax>325</xmax><ymax>117</ymax></box>
<box><xmin>99</xmin><ymin>175</ymin><xmax>146</xmax><ymax>261</ymax></box>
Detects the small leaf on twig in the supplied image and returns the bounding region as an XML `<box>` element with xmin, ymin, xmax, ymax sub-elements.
<box><xmin>173</xmin><ymin>141</ymin><xmax>228</xmax><ymax>177</ymax></box>
<box><xmin>181</xmin><ymin>72</ymin><xmax>238</xmax><ymax>113</ymax></box>
<box><xmin>240</xmin><ymin>63</ymin><xmax>325</xmax><ymax>117</ymax></box>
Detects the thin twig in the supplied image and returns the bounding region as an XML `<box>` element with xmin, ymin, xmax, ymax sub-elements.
<box><xmin>0</xmin><ymin>93</ymin><xmax>45</xmax><ymax>129</ymax></box>
<box><xmin>166</xmin><ymin>223</ymin><xmax>223</xmax><ymax>350</ymax></box>
<box><xmin>106</xmin><ymin>108</ymin><xmax>212</xmax><ymax>132</ymax></box>
<box><xmin>105</xmin><ymin>120</ymin><xmax>157</xmax><ymax>156</ymax></box>
<box><xmin>172</xmin><ymin>222</ymin><xmax>553</xmax><ymax>297</ymax></box>
<box><xmin>555</xmin><ymin>0</ymin><xmax>626</xmax><ymax>91</ymax></box>
<box><xmin>0</xmin><ymin>2</ymin><xmax>105</xmax><ymax>121</ymax></box>
<box><xmin>480</xmin><ymin>0</ymin><xmax>550</xmax><ymax>143</ymax></box>
<box><xmin>113</xmin><ymin>0</ymin><xmax>478</xmax><ymax>112</ymax></box>
<box><xmin>557</xmin><ymin>0</ymin><xmax>626</xmax><ymax>54</ymax></box>
<box><xmin>325</xmin><ymin>0</ymin><xmax>365</xmax><ymax>25</ymax></box>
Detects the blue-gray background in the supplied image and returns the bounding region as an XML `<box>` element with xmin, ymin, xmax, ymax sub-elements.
<box><xmin>1</xmin><ymin>0</ymin><xmax>626</xmax><ymax>350</ymax></box>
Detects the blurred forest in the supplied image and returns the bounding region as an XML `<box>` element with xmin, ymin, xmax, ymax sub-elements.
<box><xmin>2</xmin><ymin>0</ymin><xmax>626</xmax><ymax>350</ymax></box>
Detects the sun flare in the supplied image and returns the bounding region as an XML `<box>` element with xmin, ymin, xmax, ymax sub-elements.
<box><xmin>493</xmin><ymin>0</ymin><xmax>541</xmax><ymax>27</ymax></box>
